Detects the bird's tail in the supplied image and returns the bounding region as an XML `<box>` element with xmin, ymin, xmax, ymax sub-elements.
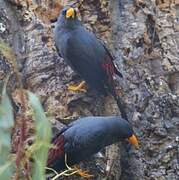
<box><xmin>114</xmin><ymin>95</ymin><xmax>128</xmax><ymax>121</ymax></box>
<box><xmin>108</xmin><ymin>81</ymin><xmax>128</xmax><ymax>121</ymax></box>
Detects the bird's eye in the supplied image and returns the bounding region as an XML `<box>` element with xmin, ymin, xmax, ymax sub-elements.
<box><xmin>62</xmin><ymin>9</ymin><xmax>66</xmax><ymax>16</ymax></box>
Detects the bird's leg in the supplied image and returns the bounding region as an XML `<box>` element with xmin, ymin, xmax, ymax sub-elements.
<box><xmin>64</xmin><ymin>154</ymin><xmax>73</xmax><ymax>171</ymax></box>
<box><xmin>68</xmin><ymin>80</ymin><xmax>87</xmax><ymax>92</ymax></box>
<box><xmin>73</xmin><ymin>166</ymin><xmax>93</xmax><ymax>179</ymax></box>
<box><xmin>64</xmin><ymin>154</ymin><xmax>93</xmax><ymax>178</ymax></box>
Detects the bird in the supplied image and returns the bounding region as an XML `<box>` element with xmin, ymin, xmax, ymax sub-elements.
<box><xmin>54</xmin><ymin>7</ymin><xmax>128</xmax><ymax>120</ymax></box>
<box><xmin>47</xmin><ymin>116</ymin><xmax>139</xmax><ymax>171</ymax></box>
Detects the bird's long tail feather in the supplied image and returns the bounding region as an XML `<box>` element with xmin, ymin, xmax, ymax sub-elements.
<box><xmin>108</xmin><ymin>80</ymin><xmax>128</xmax><ymax>121</ymax></box>
<box><xmin>114</xmin><ymin>95</ymin><xmax>128</xmax><ymax>121</ymax></box>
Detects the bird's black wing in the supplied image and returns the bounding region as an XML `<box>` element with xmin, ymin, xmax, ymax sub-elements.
<box><xmin>98</xmin><ymin>41</ymin><xmax>129</xmax><ymax>120</ymax></box>
<box><xmin>64</xmin><ymin>125</ymin><xmax>107</xmax><ymax>156</ymax></box>
<box><xmin>99</xmin><ymin>40</ymin><xmax>123</xmax><ymax>78</ymax></box>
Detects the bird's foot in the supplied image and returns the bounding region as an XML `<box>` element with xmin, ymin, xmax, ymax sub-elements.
<box><xmin>74</xmin><ymin>166</ymin><xmax>93</xmax><ymax>179</ymax></box>
<box><xmin>68</xmin><ymin>81</ymin><xmax>87</xmax><ymax>92</ymax></box>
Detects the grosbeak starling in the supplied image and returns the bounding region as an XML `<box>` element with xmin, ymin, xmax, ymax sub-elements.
<box><xmin>54</xmin><ymin>7</ymin><xmax>128</xmax><ymax>120</ymax></box>
<box><xmin>47</xmin><ymin>116</ymin><xmax>138</xmax><ymax>171</ymax></box>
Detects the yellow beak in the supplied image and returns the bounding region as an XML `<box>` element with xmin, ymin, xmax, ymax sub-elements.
<box><xmin>128</xmin><ymin>134</ymin><xmax>139</xmax><ymax>148</ymax></box>
<box><xmin>66</xmin><ymin>8</ymin><xmax>75</xmax><ymax>18</ymax></box>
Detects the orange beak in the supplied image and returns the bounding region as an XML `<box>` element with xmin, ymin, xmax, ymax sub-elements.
<box><xmin>127</xmin><ymin>134</ymin><xmax>139</xmax><ymax>149</ymax></box>
<box><xmin>66</xmin><ymin>8</ymin><xmax>75</xmax><ymax>18</ymax></box>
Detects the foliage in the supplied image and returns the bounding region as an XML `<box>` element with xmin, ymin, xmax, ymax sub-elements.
<box><xmin>0</xmin><ymin>78</ymin><xmax>52</xmax><ymax>179</ymax></box>
<box><xmin>0</xmin><ymin>40</ymin><xmax>53</xmax><ymax>179</ymax></box>
<box><xmin>28</xmin><ymin>91</ymin><xmax>52</xmax><ymax>180</ymax></box>
<box><xmin>0</xmin><ymin>77</ymin><xmax>15</xmax><ymax>180</ymax></box>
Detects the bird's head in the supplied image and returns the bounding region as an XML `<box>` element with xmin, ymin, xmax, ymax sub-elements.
<box><xmin>63</xmin><ymin>7</ymin><xmax>78</xmax><ymax>19</ymax></box>
<box><xmin>122</xmin><ymin>122</ymin><xmax>139</xmax><ymax>149</ymax></box>
<box><xmin>112</xmin><ymin>117</ymin><xmax>139</xmax><ymax>149</ymax></box>
<box><xmin>57</xmin><ymin>7</ymin><xmax>81</xmax><ymax>29</ymax></box>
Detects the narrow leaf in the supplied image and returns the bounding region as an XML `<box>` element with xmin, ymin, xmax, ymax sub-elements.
<box><xmin>0</xmin><ymin>77</ymin><xmax>15</xmax><ymax>180</ymax></box>
<box><xmin>28</xmin><ymin>91</ymin><xmax>52</xmax><ymax>180</ymax></box>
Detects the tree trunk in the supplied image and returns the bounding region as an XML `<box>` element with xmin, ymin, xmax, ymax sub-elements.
<box><xmin>0</xmin><ymin>0</ymin><xmax>178</xmax><ymax>179</ymax></box>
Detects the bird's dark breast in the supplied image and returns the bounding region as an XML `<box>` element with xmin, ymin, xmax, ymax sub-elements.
<box><xmin>64</xmin><ymin>29</ymin><xmax>109</xmax><ymax>95</ymax></box>
<box><xmin>65</xmin><ymin>141</ymin><xmax>105</xmax><ymax>167</ymax></box>
<box><xmin>63</xmin><ymin>120</ymin><xmax>110</xmax><ymax>166</ymax></box>
<box><xmin>49</xmin><ymin>150</ymin><xmax>96</xmax><ymax>170</ymax></box>
<box><xmin>65</xmin><ymin>135</ymin><xmax>119</xmax><ymax>167</ymax></box>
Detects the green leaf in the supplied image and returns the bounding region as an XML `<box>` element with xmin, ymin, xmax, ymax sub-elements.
<box><xmin>28</xmin><ymin>91</ymin><xmax>52</xmax><ymax>180</ymax></box>
<box><xmin>0</xmin><ymin>162</ymin><xmax>13</xmax><ymax>180</ymax></box>
<box><xmin>0</xmin><ymin>79</ymin><xmax>14</xmax><ymax>129</ymax></box>
<box><xmin>0</xmin><ymin>77</ymin><xmax>15</xmax><ymax>180</ymax></box>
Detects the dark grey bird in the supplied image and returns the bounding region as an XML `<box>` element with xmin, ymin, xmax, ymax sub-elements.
<box><xmin>54</xmin><ymin>7</ymin><xmax>128</xmax><ymax>120</ymax></box>
<box><xmin>47</xmin><ymin>116</ymin><xmax>138</xmax><ymax>171</ymax></box>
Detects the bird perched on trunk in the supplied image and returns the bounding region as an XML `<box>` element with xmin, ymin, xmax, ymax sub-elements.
<box><xmin>47</xmin><ymin>116</ymin><xmax>138</xmax><ymax>171</ymax></box>
<box><xmin>54</xmin><ymin>7</ymin><xmax>128</xmax><ymax>120</ymax></box>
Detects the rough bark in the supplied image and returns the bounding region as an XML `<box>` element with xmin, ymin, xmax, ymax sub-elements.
<box><xmin>0</xmin><ymin>0</ymin><xmax>178</xmax><ymax>180</ymax></box>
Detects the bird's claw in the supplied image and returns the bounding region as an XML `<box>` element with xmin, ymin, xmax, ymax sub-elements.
<box><xmin>67</xmin><ymin>81</ymin><xmax>87</xmax><ymax>92</ymax></box>
<box><xmin>74</xmin><ymin>166</ymin><xmax>93</xmax><ymax>178</ymax></box>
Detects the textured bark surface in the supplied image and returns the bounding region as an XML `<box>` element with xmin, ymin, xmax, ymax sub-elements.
<box><xmin>0</xmin><ymin>0</ymin><xmax>179</xmax><ymax>179</ymax></box>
